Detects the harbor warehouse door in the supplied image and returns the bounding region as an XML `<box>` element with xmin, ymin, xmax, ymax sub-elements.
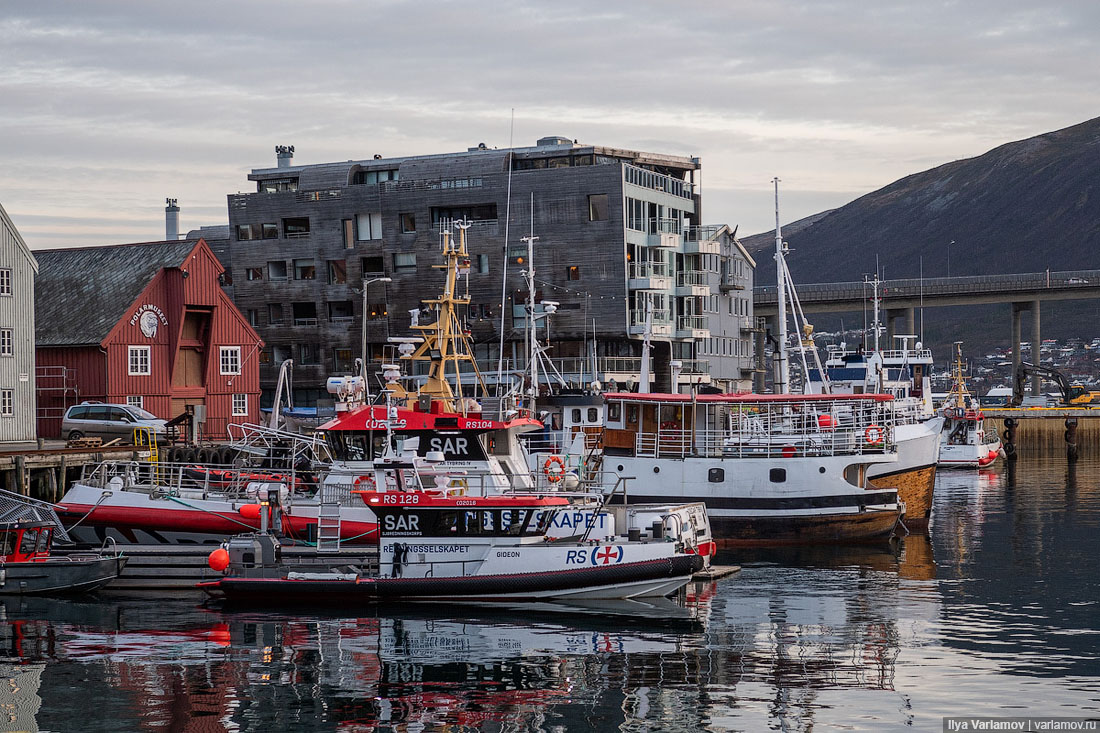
<box><xmin>173</xmin><ymin>310</ymin><xmax>211</xmax><ymax>387</ymax></box>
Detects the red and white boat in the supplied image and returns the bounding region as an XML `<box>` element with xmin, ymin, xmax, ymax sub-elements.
<box><xmin>938</xmin><ymin>343</ymin><xmax>1002</xmax><ymax>469</ymax></box>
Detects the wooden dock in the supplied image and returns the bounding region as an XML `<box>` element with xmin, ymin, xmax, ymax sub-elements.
<box><xmin>984</xmin><ymin>407</ymin><xmax>1100</xmax><ymax>457</ymax></box>
<box><xmin>0</xmin><ymin>442</ymin><xmax>152</xmax><ymax>502</ymax></box>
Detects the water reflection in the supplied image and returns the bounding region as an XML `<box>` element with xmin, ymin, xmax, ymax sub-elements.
<box><xmin>0</xmin><ymin>457</ymin><xmax>1097</xmax><ymax>731</ymax></box>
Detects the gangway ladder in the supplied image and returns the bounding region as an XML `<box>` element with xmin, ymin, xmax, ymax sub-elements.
<box><xmin>133</xmin><ymin>427</ymin><xmax>161</xmax><ymax>484</ymax></box>
<box><xmin>579</xmin><ymin>427</ymin><xmax>605</xmax><ymax>488</ymax></box>
<box><xmin>315</xmin><ymin>482</ymin><xmax>344</xmax><ymax>552</ymax></box>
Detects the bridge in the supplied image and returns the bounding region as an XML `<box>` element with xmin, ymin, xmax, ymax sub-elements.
<box><xmin>753</xmin><ymin>269</ymin><xmax>1100</xmax><ymax>394</ymax></box>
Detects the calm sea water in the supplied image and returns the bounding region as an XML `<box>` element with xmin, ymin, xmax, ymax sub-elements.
<box><xmin>3</xmin><ymin>458</ymin><xmax>1099</xmax><ymax>732</ymax></box>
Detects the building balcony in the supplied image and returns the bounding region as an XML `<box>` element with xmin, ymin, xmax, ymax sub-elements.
<box><xmin>682</xmin><ymin>238</ymin><xmax>719</xmax><ymax>255</ymax></box>
<box><xmin>675</xmin><ymin>315</ymin><xmax>710</xmax><ymax>339</ymax></box>
<box><xmin>628</xmin><ymin>309</ymin><xmax>673</xmax><ymax>336</ymax></box>
<box><xmin>720</xmin><ymin>275</ymin><xmax>750</xmax><ymax>292</ymax></box>
<box><xmin>673</xmin><ymin>359</ymin><xmax>712</xmax><ymax>385</ymax></box>
<box><xmin>628</xmin><ymin>262</ymin><xmax>672</xmax><ymax>291</ymax></box>
<box><xmin>675</xmin><ymin>270</ymin><xmax>710</xmax><ymax>296</ymax></box>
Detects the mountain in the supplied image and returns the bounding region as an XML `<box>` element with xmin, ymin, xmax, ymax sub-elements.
<box><xmin>744</xmin><ymin>116</ymin><xmax>1100</xmax><ymax>285</ymax></box>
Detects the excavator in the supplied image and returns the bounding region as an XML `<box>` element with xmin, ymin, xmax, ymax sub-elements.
<box><xmin>1011</xmin><ymin>362</ymin><xmax>1100</xmax><ymax>407</ymax></box>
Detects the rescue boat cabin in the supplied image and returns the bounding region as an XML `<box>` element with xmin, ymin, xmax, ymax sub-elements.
<box><xmin>355</xmin><ymin>492</ymin><xmax>567</xmax><ymax>539</ymax></box>
<box><xmin>319</xmin><ymin>403</ymin><xmax>545</xmax><ymax>490</ymax></box>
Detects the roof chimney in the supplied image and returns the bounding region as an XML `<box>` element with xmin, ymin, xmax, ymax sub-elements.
<box><xmin>165</xmin><ymin>198</ymin><xmax>179</xmax><ymax>240</ymax></box>
<box><xmin>276</xmin><ymin>144</ymin><xmax>295</xmax><ymax>168</ymax></box>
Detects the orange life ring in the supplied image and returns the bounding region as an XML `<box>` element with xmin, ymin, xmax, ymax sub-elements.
<box><xmin>864</xmin><ymin>424</ymin><xmax>884</xmax><ymax>446</ymax></box>
<box><xmin>543</xmin><ymin>455</ymin><xmax>566</xmax><ymax>483</ymax></box>
<box><xmin>353</xmin><ymin>475</ymin><xmax>376</xmax><ymax>489</ymax></box>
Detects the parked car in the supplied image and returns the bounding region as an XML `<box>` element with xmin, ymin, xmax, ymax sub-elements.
<box><xmin>62</xmin><ymin>403</ymin><xmax>168</xmax><ymax>443</ymax></box>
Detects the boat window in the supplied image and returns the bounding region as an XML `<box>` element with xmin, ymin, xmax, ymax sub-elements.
<box><xmin>587</xmin><ymin>408</ymin><xmax>599</xmax><ymax>423</ymax></box>
<box><xmin>627</xmin><ymin>405</ymin><xmax>638</xmax><ymax>425</ymax></box>
<box><xmin>769</xmin><ymin>468</ymin><xmax>787</xmax><ymax>483</ymax></box>
<box><xmin>708</xmin><ymin>468</ymin><xmax>725</xmax><ymax>483</ymax></box>
<box><xmin>19</xmin><ymin>529</ymin><xmax>38</xmax><ymax>554</ymax></box>
<box><xmin>500</xmin><ymin>509</ymin><xmax>530</xmax><ymax>535</ymax></box>
<box><xmin>608</xmin><ymin>403</ymin><xmax>622</xmax><ymax>422</ymax></box>
<box><xmin>37</xmin><ymin>529</ymin><xmax>51</xmax><ymax>553</ymax></box>
<box><xmin>551</xmin><ymin>413</ymin><xmax>562</xmax><ymax>430</ymax></box>
<box><xmin>0</xmin><ymin>532</ymin><xmax>13</xmax><ymax>557</ymax></box>
<box><xmin>571</xmin><ymin>409</ymin><xmax>582</xmax><ymax>424</ymax></box>
<box><xmin>436</xmin><ymin>511</ymin><xmax>460</xmax><ymax>534</ymax></box>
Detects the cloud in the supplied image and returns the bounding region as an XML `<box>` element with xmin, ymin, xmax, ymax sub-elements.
<box><xmin>2</xmin><ymin>0</ymin><xmax>1099</xmax><ymax>247</ymax></box>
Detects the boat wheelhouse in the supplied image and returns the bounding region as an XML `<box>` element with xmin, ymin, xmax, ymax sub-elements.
<box><xmin>0</xmin><ymin>519</ymin><xmax>127</xmax><ymax>594</ymax></box>
<box><xmin>589</xmin><ymin>391</ymin><xmax>904</xmax><ymax>545</ymax></box>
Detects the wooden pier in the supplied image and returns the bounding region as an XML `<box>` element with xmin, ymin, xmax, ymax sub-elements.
<box><xmin>0</xmin><ymin>442</ymin><xmax>151</xmax><ymax>502</ymax></box>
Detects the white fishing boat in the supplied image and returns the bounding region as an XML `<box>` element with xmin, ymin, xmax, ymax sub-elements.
<box><xmin>939</xmin><ymin>343</ymin><xmax>1002</xmax><ymax>468</ymax></box>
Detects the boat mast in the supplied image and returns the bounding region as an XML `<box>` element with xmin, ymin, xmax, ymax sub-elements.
<box><xmin>523</xmin><ymin>227</ymin><xmax>539</xmax><ymax>412</ymax></box>
<box><xmin>773</xmin><ymin>177</ymin><xmax>790</xmax><ymax>394</ymax></box>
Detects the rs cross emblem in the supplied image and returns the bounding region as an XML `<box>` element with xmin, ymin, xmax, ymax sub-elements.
<box><xmin>591</xmin><ymin>545</ymin><xmax>624</xmax><ymax>566</ymax></box>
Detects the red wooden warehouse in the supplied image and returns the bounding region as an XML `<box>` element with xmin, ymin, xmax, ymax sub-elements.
<box><xmin>34</xmin><ymin>238</ymin><xmax>263</xmax><ymax>439</ymax></box>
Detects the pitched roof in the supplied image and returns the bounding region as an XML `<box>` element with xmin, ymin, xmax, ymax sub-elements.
<box><xmin>34</xmin><ymin>239</ymin><xmax>199</xmax><ymax>346</ymax></box>
<box><xmin>0</xmin><ymin>202</ymin><xmax>39</xmax><ymax>273</ymax></box>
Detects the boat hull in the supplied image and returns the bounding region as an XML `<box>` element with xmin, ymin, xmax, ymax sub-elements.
<box><xmin>867</xmin><ymin>417</ymin><xmax>942</xmax><ymax>527</ymax></box>
<box><xmin>0</xmin><ymin>555</ymin><xmax>128</xmax><ymax>595</ymax></box>
<box><xmin>204</xmin><ymin>554</ymin><xmax>704</xmax><ymax>604</ymax></box>
<box><xmin>57</xmin><ymin>482</ymin><xmax>379</xmax><ymax>546</ymax></box>
<box><xmin>709</xmin><ymin>509</ymin><xmax>900</xmax><ymax>547</ymax></box>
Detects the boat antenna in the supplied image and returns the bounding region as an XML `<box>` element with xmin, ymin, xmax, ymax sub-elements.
<box><xmin>495</xmin><ymin>109</ymin><xmax>515</xmax><ymax>402</ymax></box>
<box><xmin>772</xmin><ymin>177</ymin><xmax>790</xmax><ymax>394</ymax></box>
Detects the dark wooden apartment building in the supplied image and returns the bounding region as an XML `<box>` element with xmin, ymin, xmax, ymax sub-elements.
<box><xmin>219</xmin><ymin>138</ymin><xmax>756</xmax><ymax>403</ymax></box>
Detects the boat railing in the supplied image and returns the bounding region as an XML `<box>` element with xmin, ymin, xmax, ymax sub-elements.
<box><xmin>77</xmin><ymin>460</ymin><xmax>321</xmax><ymax>503</ymax></box>
<box><xmin>632</xmin><ymin>425</ymin><xmax>894</xmax><ymax>459</ymax></box>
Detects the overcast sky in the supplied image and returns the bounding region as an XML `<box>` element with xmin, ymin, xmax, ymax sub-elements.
<box><xmin>2</xmin><ymin>1</ymin><xmax>1099</xmax><ymax>250</ymax></box>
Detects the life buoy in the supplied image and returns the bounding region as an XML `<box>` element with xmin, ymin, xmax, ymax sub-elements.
<box><xmin>864</xmin><ymin>424</ymin><xmax>884</xmax><ymax>446</ymax></box>
<box><xmin>544</xmin><ymin>455</ymin><xmax>566</xmax><ymax>483</ymax></box>
<box><xmin>353</xmin><ymin>475</ymin><xmax>376</xmax><ymax>490</ymax></box>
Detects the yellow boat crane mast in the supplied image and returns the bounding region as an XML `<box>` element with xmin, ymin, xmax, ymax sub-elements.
<box><xmin>383</xmin><ymin>220</ymin><xmax>489</xmax><ymax>415</ymax></box>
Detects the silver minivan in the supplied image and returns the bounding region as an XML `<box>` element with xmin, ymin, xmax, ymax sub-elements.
<box><xmin>62</xmin><ymin>402</ymin><xmax>168</xmax><ymax>443</ymax></box>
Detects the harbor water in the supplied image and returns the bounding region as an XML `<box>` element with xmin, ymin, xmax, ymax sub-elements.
<box><xmin>3</xmin><ymin>458</ymin><xmax>1099</xmax><ymax>731</ymax></box>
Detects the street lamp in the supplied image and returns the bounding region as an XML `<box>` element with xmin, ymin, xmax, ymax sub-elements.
<box><xmin>360</xmin><ymin>277</ymin><xmax>392</xmax><ymax>379</ymax></box>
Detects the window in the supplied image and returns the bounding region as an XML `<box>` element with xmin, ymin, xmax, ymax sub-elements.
<box><xmin>236</xmin><ymin>223</ymin><xmax>278</xmax><ymax>240</ymax></box>
<box><xmin>588</xmin><ymin>194</ymin><xmax>609</xmax><ymax>221</ymax></box>
<box><xmin>361</xmin><ymin>256</ymin><xmax>385</xmax><ymax>275</ymax></box>
<box><xmin>356</xmin><ymin>213</ymin><xmax>382</xmax><ymax>241</ymax></box>
<box><xmin>400</xmin><ymin>213</ymin><xmax>416</xmax><ymax>233</ymax></box>
<box><xmin>128</xmin><ymin>346</ymin><xmax>150</xmax><ymax>376</ymax></box>
<box><xmin>0</xmin><ymin>389</ymin><xmax>11</xmax><ymax>417</ymax></box>
<box><xmin>268</xmin><ymin>303</ymin><xmax>285</xmax><ymax>325</ymax></box>
<box><xmin>247</xmin><ymin>267</ymin><xmax>263</xmax><ymax>281</ymax></box>
<box><xmin>365</xmin><ymin>303</ymin><xmax>388</xmax><ymax>320</ymax></box>
<box><xmin>0</xmin><ymin>269</ymin><xmax>10</xmax><ymax>296</ymax></box>
<box><xmin>430</xmin><ymin>204</ymin><xmax>497</xmax><ymax>226</ymax></box>
<box><xmin>299</xmin><ymin>343</ymin><xmax>320</xmax><ymax>365</ymax></box>
<box><xmin>708</xmin><ymin>468</ymin><xmax>725</xmax><ymax>483</ymax></box>
<box><xmin>333</xmin><ymin>348</ymin><xmax>354</xmax><ymax>372</ymax></box>
<box><xmin>328</xmin><ymin>260</ymin><xmax>347</xmax><ymax>284</ymax></box>
<box><xmin>220</xmin><ymin>346</ymin><xmax>241</xmax><ymax>375</ymax></box>
<box><xmin>283</xmin><ymin>217</ymin><xmax>310</xmax><ymax>238</ymax></box>
<box><xmin>246</xmin><ymin>309</ymin><xmax>259</xmax><ymax>327</ymax></box>
<box><xmin>232</xmin><ymin>393</ymin><xmax>248</xmax><ymax>416</ymax></box>
<box><xmin>769</xmin><ymin>468</ymin><xmax>787</xmax><ymax>483</ymax></box>
<box><xmin>547</xmin><ymin>157</ymin><xmax>570</xmax><ymax>168</ymax></box>
<box><xmin>259</xmin><ymin>178</ymin><xmax>298</xmax><ymax>193</ymax></box>
<box><xmin>0</xmin><ymin>329</ymin><xmax>11</xmax><ymax>356</ymax></box>
<box><xmin>352</xmin><ymin>169</ymin><xmax>399</xmax><ymax>185</ymax></box>
<box><xmin>127</xmin><ymin>395</ymin><xmax>144</xmax><ymax>409</ymax></box>
<box><xmin>342</xmin><ymin>219</ymin><xmax>355</xmax><ymax>249</ymax></box>
<box><xmin>292</xmin><ymin>302</ymin><xmax>318</xmax><ymax>326</ymax></box>
<box><xmin>477</xmin><ymin>254</ymin><xmax>490</xmax><ymax>274</ymax></box>
<box><xmin>328</xmin><ymin>301</ymin><xmax>354</xmax><ymax>321</ymax></box>
<box><xmin>567</xmin><ymin>266</ymin><xmax>580</xmax><ymax>281</ymax></box>
<box><xmin>268</xmin><ymin>261</ymin><xmax>288</xmax><ymax>280</ymax></box>
<box><xmin>393</xmin><ymin>253</ymin><xmax>416</xmax><ymax>273</ymax></box>
<box><xmin>272</xmin><ymin>345</ymin><xmax>291</xmax><ymax>364</ymax></box>
<box><xmin>294</xmin><ymin>258</ymin><xmax>316</xmax><ymax>280</ymax></box>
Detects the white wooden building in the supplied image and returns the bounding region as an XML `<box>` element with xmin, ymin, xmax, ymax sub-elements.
<box><xmin>0</xmin><ymin>203</ymin><xmax>38</xmax><ymax>442</ymax></box>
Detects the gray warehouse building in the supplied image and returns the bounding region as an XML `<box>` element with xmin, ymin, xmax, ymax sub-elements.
<box><xmin>220</xmin><ymin>137</ymin><xmax>756</xmax><ymax>404</ymax></box>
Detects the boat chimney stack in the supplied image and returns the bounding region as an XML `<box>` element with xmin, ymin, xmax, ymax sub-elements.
<box><xmin>276</xmin><ymin>144</ymin><xmax>295</xmax><ymax>168</ymax></box>
<box><xmin>165</xmin><ymin>198</ymin><xmax>179</xmax><ymax>240</ymax></box>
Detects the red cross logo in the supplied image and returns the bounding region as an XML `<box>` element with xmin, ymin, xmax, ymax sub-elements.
<box><xmin>592</xmin><ymin>545</ymin><xmax>623</xmax><ymax>565</ymax></box>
